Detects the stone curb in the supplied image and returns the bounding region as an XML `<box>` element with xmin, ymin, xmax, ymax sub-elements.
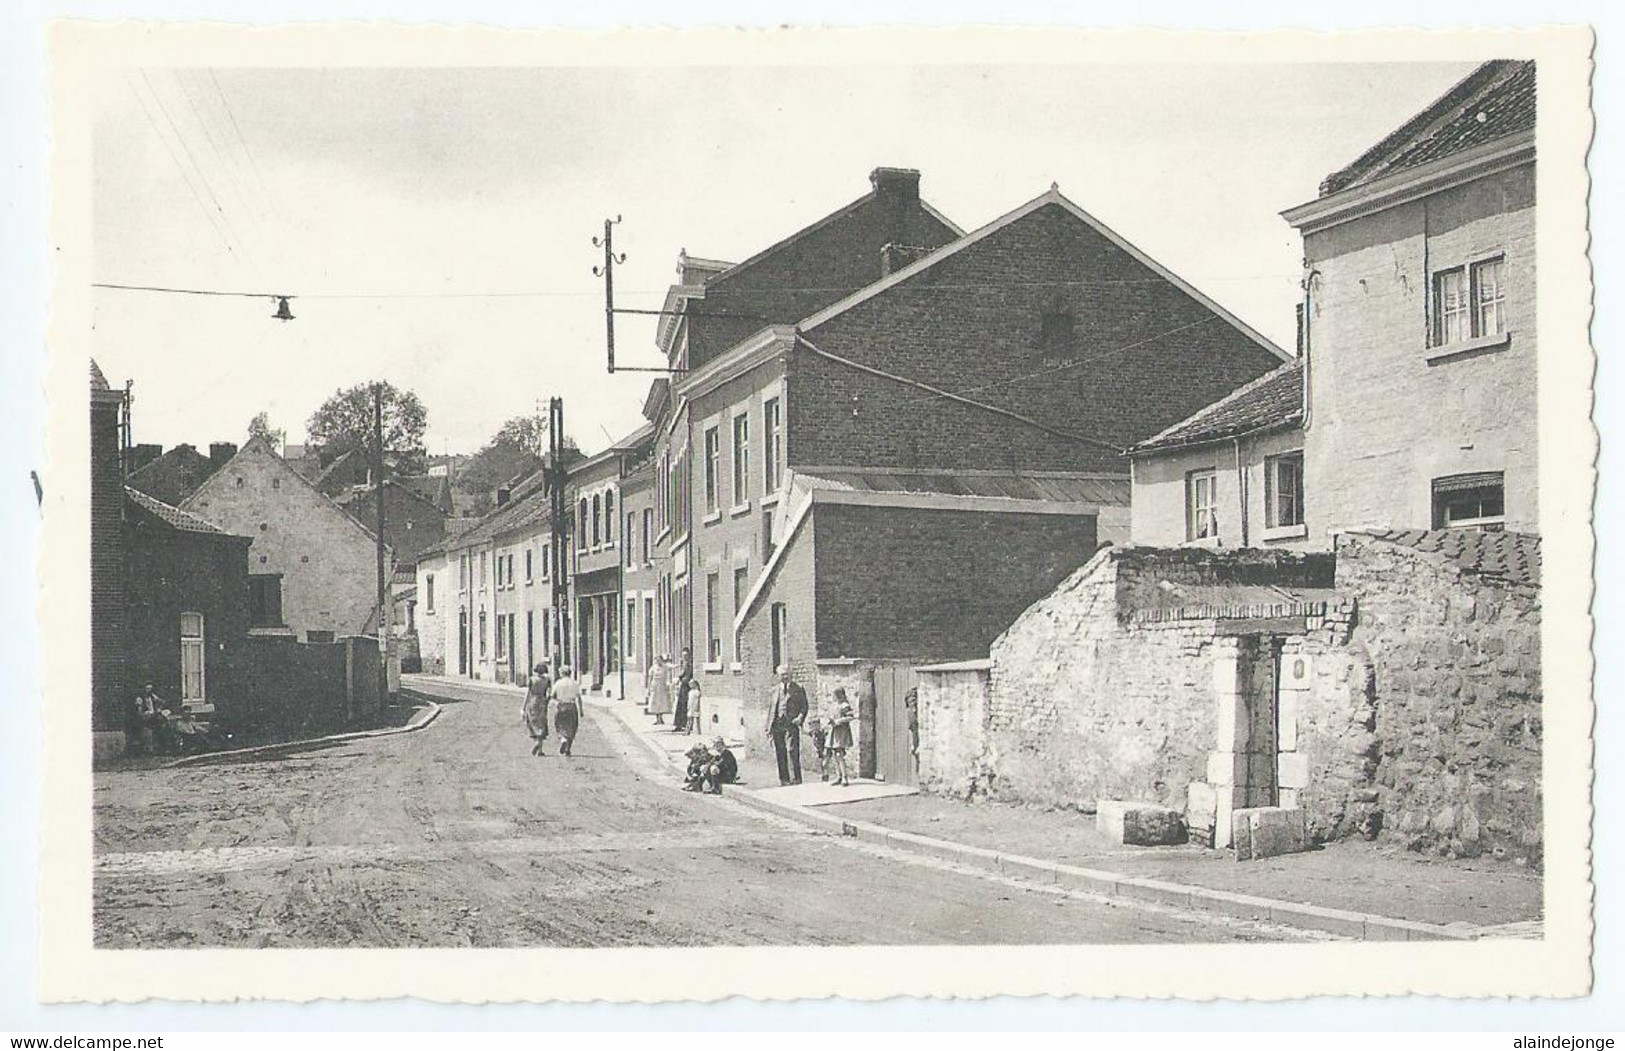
<box><xmin>164</xmin><ymin>696</ymin><xmax>443</xmax><ymax>769</ymax></box>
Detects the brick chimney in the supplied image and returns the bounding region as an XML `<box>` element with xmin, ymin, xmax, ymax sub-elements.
<box><xmin>209</xmin><ymin>442</ymin><xmax>238</xmax><ymax>467</ymax></box>
<box><xmin>871</xmin><ymin>167</ymin><xmax>922</xmax><ymax>252</ymax></box>
<box><xmin>495</xmin><ymin>485</ymin><xmax>512</xmax><ymax>508</ymax></box>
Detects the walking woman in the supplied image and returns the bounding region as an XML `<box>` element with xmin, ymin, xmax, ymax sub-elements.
<box><xmin>521</xmin><ymin>663</ymin><xmax>551</xmax><ymax>756</ymax></box>
<box><xmin>827</xmin><ymin>688</ymin><xmax>856</xmax><ymax>787</ymax></box>
<box><xmin>551</xmin><ymin>665</ymin><xmax>583</xmax><ymax>757</ymax></box>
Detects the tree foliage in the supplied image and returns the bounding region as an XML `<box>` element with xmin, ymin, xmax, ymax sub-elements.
<box><xmin>306</xmin><ymin>381</ymin><xmax>429</xmax><ymax>475</ymax></box>
<box><xmin>246</xmin><ymin>411</ymin><xmax>285</xmax><ymax>449</ymax></box>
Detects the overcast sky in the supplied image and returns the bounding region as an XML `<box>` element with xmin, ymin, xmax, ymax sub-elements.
<box><xmin>90</xmin><ymin>60</ymin><xmax>1478</xmax><ymax>457</ymax></box>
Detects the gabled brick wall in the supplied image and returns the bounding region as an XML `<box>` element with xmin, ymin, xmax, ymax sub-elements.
<box><xmin>688</xmin><ymin>171</ymin><xmax>959</xmax><ymax>369</ymax></box>
<box><xmin>790</xmin><ymin>202</ymin><xmax>1285</xmax><ymax>474</ymax></box>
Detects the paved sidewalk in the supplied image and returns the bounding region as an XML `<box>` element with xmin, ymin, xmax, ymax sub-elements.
<box><xmin>822</xmin><ymin>793</ymin><xmax>1542</xmax><ymax>931</ymax></box>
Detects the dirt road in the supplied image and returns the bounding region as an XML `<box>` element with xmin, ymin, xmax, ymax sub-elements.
<box><xmin>93</xmin><ymin>678</ymin><xmax>1316</xmax><ymax>948</ymax></box>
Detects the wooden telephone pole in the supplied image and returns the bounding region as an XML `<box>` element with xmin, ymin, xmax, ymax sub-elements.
<box><xmin>374</xmin><ymin>383</ymin><xmax>389</xmax><ymax>714</ymax></box>
<box><xmin>548</xmin><ymin>396</ymin><xmax>568</xmax><ymax>675</ymax></box>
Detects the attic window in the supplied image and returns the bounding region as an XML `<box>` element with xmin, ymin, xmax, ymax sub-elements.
<box><xmin>272</xmin><ymin>477</ymin><xmax>281</xmax><ymax>489</ymax></box>
<box><xmin>235</xmin><ymin>476</ymin><xmax>245</xmax><ymax>488</ymax></box>
<box><xmin>1039</xmin><ymin>311</ymin><xmax>1077</xmax><ymax>367</ymax></box>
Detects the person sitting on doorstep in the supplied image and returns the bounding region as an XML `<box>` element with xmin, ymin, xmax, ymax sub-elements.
<box><xmin>682</xmin><ymin>743</ymin><xmax>712</xmax><ymax>792</ymax></box>
<box><xmin>173</xmin><ymin>705</ymin><xmax>208</xmax><ymax>756</ymax></box>
<box><xmin>702</xmin><ymin>737</ymin><xmax>738</xmax><ymax>795</ymax></box>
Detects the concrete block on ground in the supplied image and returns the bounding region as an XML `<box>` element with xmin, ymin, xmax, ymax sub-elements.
<box><xmin>1096</xmin><ymin>799</ymin><xmax>1187</xmax><ymax>846</ymax></box>
<box><xmin>1233</xmin><ymin>806</ymin><xmax>1309</xmax><ymax>861</ymax></box>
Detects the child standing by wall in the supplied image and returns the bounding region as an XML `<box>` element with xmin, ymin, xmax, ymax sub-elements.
<box><xmin>827</xmin><ymin>688</ymin><xmax>855</xmax><ymax>787</ymax></box>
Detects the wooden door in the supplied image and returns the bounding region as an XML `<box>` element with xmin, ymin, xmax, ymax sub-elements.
<box><xmin>873</xmin><ymin>664</ymin><xmax>919</xmax><ymax>786</ymax></box>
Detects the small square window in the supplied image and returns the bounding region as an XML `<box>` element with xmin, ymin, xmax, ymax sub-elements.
<box><xmin>1432</xmin><ymin>255</ymin><xmax>1507</xmax><ymax>346</ymax></box>
<box><xmin>272</xmin><ymin>477</ymin><xmax>281</xmax><ymax>489</ymax></box>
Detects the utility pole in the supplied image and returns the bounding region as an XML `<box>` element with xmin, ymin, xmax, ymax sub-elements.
<box><xmin>548</xmin><ymin>396</ymin><xmax>568</xmax><ymax>675</ymax></box>
<box><xmin>373</xmin><ymin>383</ymin><xmax>389</xmax><ymax>715</ymax></box>
<box><xmin>592</xmin><ymin>216</ymin><xmax>626</xmax><ymax>374</ymax></box>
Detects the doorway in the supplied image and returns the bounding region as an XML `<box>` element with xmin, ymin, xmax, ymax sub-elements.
<box><xmin>873</xmin><ymin>664</ymin><xmax>919</xmax><ymax>786</ymax></box>
<box><xmin>1240</xmin><ymin>636</ymin><xmax>1281</xmax><ymax>808</ymax></box>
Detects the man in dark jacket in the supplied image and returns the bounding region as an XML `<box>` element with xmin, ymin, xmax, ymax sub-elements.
<box><xmin>764</xmin><ymin>664</ymin><xmax>808</xmax><ymax>786</ymax></box>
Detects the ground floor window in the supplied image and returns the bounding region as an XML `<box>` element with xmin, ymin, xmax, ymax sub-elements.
<box><xmin>1186</xmin><ymin>469</ymin><xmax>1219</xmax><ymax>540</ymax></box>
<box><xmin>179</xmin><ymin>612</ymin><xmax>205</xmax><ymax>703</ymax></box>
<box><xmin>1432</xmin><ymin>471</ymin><xmax>1506</xmax><ymax>530</ymax></box>
<box><xmin>1265</xmin><ymin>453</ymin><xmax>1305</xmax><ymax>529</ymax></box>
<box><xmin>705</xmin><ymin>572</ymin><xmax>721</xmax><ymax>664</ymax></box>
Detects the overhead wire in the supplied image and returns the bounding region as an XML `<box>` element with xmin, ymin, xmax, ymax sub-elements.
<box><xmin>127</xmin><ymin>72</ymin><xmax>241</xmax><ymax>262</ymax></box>
<box><xmin>138</xmin><ymin>70</ymin><xmax>258</xmax><ymax>269</ymax></box>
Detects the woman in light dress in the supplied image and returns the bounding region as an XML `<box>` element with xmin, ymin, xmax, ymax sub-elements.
<box><xmin>647</xmin><ymin>655</ymin><xmax>672</xmax><ymax>725</ymax></box>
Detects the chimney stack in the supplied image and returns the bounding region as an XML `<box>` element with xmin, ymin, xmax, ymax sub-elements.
<box><xmin>870</xmin><ymin>167</ymin><xmax>922</xmax><ymax>267</ymax></box>
<box><xmin>495</xmin><ymin>485</ymin><xmax>512</xmax><ymax>508</ymax></box>
<box><xmin>209</xmin><ymin>442</ymin><xmax>238</xmax><ymax>467</ymax></box>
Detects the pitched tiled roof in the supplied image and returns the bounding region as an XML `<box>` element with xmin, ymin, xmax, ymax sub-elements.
<box><xmin>1133</xmin><ymin>360</ymin><xmax>1303</xmax><ymax>452</ymax></box>
<box><xmin>125</xmin><ymin>486</ymin><xmax>232</xmax><ymax>534</ymax></box>
<box><xmin>1357</xmin><ymin>528</ymin><xmax>1541</xmax><ymax>588</ymax></box>
<box><xmin>1320</xmin><ymin>60</ymin><xmax>1536</xmax><ymax>197</ymax></box>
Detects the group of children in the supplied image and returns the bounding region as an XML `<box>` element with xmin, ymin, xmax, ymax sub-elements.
<box><xmin>682</xmin><ymin>737</ymin><xmax>739</xmax><ymax>795</ymax></box>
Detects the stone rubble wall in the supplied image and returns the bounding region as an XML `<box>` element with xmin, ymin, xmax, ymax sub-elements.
<box><xmin>1333</xmin><ymin>533</ymin><xmax>1543</xmax><ymax>863</ymax></box>
<box><xmin>913</xmin><ymin>539</ymin><xmax>1542</xmax><ymax>865</ymax></box>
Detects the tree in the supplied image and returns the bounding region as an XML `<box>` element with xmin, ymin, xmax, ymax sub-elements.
<box><xmin>452</xmin><ymin>414</ymin><xmax>580</xmax><ymax>511</ymax></box>
<box><xmin>246</xmin><ymin>411</ymin><xmax>285</xmax><ymax>449</ymax></box>
<box><xmin>306</xmin><ymin>381</ymin><xmax>429</xmax><ymax>475</ymax></box>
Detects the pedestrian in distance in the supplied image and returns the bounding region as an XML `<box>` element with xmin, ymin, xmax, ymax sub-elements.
<box><xmin>827</xmin><ymin>688</ymin><xmax>856</xmax><ymax>787</ymax></box>
<box><xmin>684</xmin><ymin>677</ymin><xmax>703</xmax><ymax>735</ymax></box>
<box><xmin>671</xmin><ymin>670</ymin><xmax>691</xmax><ymax>735</ymax></box>
<box><xmin>764</xmin><ymin>664</ymin><xmax>808</xmax><ymax>786</ymax></box>
<box><xmin>551</xmin><ymin>665</ymin><xmax>583</xmax><ymax>757</ymax></box>
<box><xmin>521</xmin><ymin>663</ymin><xmax>551</xmax><ymax>756</ymax></box>
<box><xmin>647</xmin><ymin>654</ymin><xmax>672</xmax><ymax>725</ymax></box>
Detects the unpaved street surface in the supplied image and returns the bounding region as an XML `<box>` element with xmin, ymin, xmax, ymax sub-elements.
<box><xmin>94</xmin><ymin>679</ymin><xmax>1312</xmax><ymax>948</ymax></box>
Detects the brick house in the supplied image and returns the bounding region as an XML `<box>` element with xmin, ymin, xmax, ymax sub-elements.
<box><xmin>709</xmin><ymin>182</ymin><xmax>1287</xmax><ymax>767</ymax></box>
<box><xmin>438</xmin><ymin>470</ymin><xmax>552</xmax><ymax>683</ymax></box>
<box><xmin>182</xmin><ymin>436</ymin><xmax>391</xmax><ymax>643</ymax></box>
<box><xmin>1281</xmin><ymin>59</ymin><xmax>1536</xmax><ymax>538</ymax></box>
<box><xmin>91</xmin><ymin>361</ymin><xmax>253</xmax><ymax>750</ymax></box>
<box><xmin>123</xmin><ymin>487</ymin><xmax>253</xmax><ymax>721</ymax></box>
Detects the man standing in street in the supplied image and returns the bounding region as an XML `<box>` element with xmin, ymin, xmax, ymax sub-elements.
<box><xmin>764</xmin><ymin>664</ymin><xmax>808</xmax><ymax>786</ymax></box>
<box><xmin>550</xmin><ymin>665</ymin><xmax>583</xmax><ymax>757</ymax></box>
